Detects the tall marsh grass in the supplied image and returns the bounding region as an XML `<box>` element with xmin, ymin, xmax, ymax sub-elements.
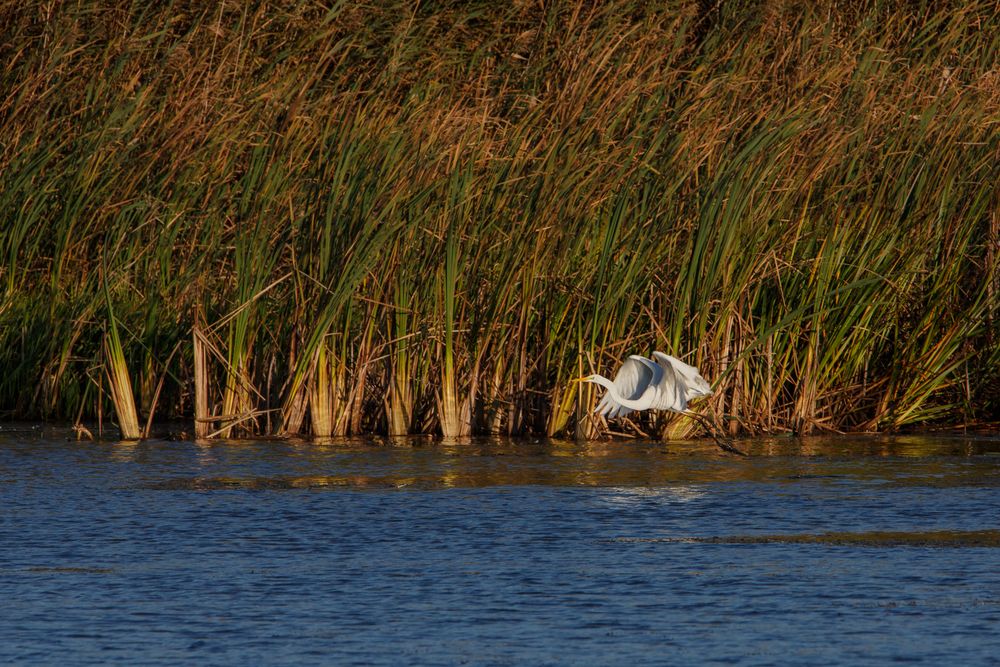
<box><xmin>1</xmin><ymin>0</ymin><xmax>997</xmax><ymax>438</ymax></box>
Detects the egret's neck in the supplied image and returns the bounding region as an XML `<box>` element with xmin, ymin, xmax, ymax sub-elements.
<box><xmin>583</xmin><ymin>375</ymin><xmax>647</xmax><ymax>410</ymax></box>
<box><xmin>586</xmin><ymin>375</ymin><xmax>615</xmax><ymax>392</ymax></box>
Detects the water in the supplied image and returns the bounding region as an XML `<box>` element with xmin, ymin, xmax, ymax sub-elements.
<box><xmin>2</xmin><ymin>427</ymin><xmax>999</xmax><ymax>666</ymax></box>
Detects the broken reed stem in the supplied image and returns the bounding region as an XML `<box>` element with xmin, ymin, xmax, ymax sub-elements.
<box><xmin>142</xmin><ymin>341</ymin><xmax>182</xmax><ymax>439</ymax></box>
<box><xmin>193</xmin><ymin>324</ymin><xmax>210</xmax><ymax>438</ymax></box>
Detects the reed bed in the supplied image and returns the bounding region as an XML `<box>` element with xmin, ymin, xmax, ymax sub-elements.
<box><xmin>1</xmin><ymin>0</ymin><xmax>997</xmax><ymax>438</ymax></box>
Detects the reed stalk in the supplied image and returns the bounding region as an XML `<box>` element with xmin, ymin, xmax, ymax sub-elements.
<box><xmin>192</xmin><ymin>323</ymin><xmax>211</xmax><ymax>439</ymax></box>
<box><xmin>102</xmin><ymin>310</ymin><xmax>141</xmax><ymax>440</ymax></box>
<box><xmin>386</xmin><ymin>278</ymin><xmax>414</xmax><ymax>436</ymax></box>
<box><xmin>309</xmin><ymin>343</ymin><xmax>334</xmax><ymax>438</ymax></box>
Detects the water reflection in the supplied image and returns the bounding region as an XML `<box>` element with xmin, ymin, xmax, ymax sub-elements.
<box><xmin>0</xmin><ymin>427</ymin><xmax>997</xmax><ymax>492</ymax></box>
<box><xmin>100</xmin><ymin>434</ymin><xmax>999</xmax><ymax>491</ymax></box>
<box><xmin>600</xmin><ymin>485</ymin><xmax>708</xmax><ymax>506</ymax></box>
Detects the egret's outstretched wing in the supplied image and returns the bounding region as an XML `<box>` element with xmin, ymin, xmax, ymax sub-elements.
<box><xmin>595</xmin><ymin>355</ymin><xmax>656</xmax><ymax>419</ymax></box>
<box><xmin>648</xmin><ymin>354</ymin><xmax>687</xmax><ymax>413</ymax></box>
<box><xmin>652</xmin><ymin>352</ymin><xmax>712</xmax><ymax>402</ymax></box>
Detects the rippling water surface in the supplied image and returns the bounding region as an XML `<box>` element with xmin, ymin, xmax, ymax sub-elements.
<box><xmin>2</xmin><ymin>427</ymin><xmax>999</xmax><ymax>665</ymax></box>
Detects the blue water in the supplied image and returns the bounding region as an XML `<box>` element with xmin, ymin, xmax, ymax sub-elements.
<box><xmin>2</xmin><ymin>429</ymin><xmax>999</xmax><ymax>666</ymax></box>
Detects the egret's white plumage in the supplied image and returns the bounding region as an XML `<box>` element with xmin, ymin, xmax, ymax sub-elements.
<box><xmin>593</xmin><ymin>355</ymin><xmax>658</xmax><ymax>419</ymax></box>
<box><xmin>578</xmin><ymin>352</ymin><xmax>747</xmax><ymax>455</ymax></box>
<box><xmin>582</xmin><ymin>352</ymin><xmax>712</xmax><ymax>418</ymax></box>
<box><xmin>652</xmin><ymin>352</ymin><xmax>713</xmax><ymax>405</ymax></box>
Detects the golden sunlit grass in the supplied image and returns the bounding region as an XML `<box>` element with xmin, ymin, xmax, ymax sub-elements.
<box><xmin>0</xmin><ymin>0</ymin><xmax>997</xmax><ymax>439</ymax></box>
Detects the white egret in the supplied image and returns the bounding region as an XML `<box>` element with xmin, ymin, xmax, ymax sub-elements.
<box><xmin>577</xmin><ymin>352</ymin><xmax>746</xmax><ymax>455</ymax></box>
<box><xmin>581</xmin><ymin>352</ymin><xmax>711</xmax><ymax>416</ymax></box>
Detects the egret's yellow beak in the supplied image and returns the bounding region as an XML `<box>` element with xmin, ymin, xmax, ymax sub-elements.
<box><xmin>572</xmin><ymin>375</ymin><xmax>592</xmax><ymax>383</ymax></box>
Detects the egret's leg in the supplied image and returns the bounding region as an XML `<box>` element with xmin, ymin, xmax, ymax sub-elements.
<box><xmin>681</xmin><ymin>410</ymin><xmax>747</xmax><ymax>456</ymax></box>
